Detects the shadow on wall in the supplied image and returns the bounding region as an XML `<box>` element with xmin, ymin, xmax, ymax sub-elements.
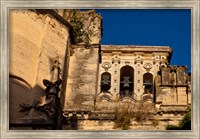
<box><xmin>9</xmin><ymin>75</ymin><xmax>46</xmax><ymax>129</ymax></box>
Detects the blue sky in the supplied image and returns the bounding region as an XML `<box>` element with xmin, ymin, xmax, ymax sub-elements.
<box><xmin>96</xmin><ymin>9</ymin><xmax>191</xmax><ymax>72</ymax></box>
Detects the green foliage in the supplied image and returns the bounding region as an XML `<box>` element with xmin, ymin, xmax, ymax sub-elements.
<box><xmin>70</xmin><ymin>11</ymin><xmax>91</xmax><ymax>48</ymax></box>
<box><xmin>166</xmin><ymin>125</ymin><xmax>180</xmax><ymax>130</ymax></box>
<box><xmin>179</xmin><ymin>110</ymin><xmax>191</xmax><ymax>130</ymax></box>
<box><xmin>166</xmin><ymin>108</ymin><xmax>191</xmax><ymax>130</ymax></box>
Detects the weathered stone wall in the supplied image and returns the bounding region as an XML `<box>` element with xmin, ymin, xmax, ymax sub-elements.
<box><xmin>10</xmin><ymin>9</ymin><xmax>70</xmax><ymax>89</ymax></box>
<box><xmin>62</xmin><ymin>10</ymin><xmax>101</xmax><ymax>112</ymax></box>
<box><xmin>9</xmin><ymin>9</ymin><xmax>71</xmax><ymax>124</ymax></box>
<box><xmin>157</xmin><ymin>87</ymin><xmax>178</xmax><ymax>105</ymax></box>
<box><xmin>64</xmin><ymin>46</ymin><xmax>99</xmax><ymax>111</ymax></box>
<box><xmin>156</xmin><ymin>66</ymin><xmax>189</xmax><ymax>105</ymax></box>
<box><xmin>9</xmin><ymin>10</ymin><xmax>45</xmax><ymax>87</ymax></box>
<box><xmin>62</xmin><ymin>114</ymin><xmax>184</xmax><ymax>130</ymax></box>
<box><xmin>161</xmin><ymin>67</ymin><xmax>170</xmax><ymax>85</ymax></box>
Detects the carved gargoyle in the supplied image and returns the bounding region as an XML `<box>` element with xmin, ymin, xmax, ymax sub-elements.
<box><xmin>19</xmin><ymin>79</ymin><xmax>62</xmax><ymax>120</ymax></box>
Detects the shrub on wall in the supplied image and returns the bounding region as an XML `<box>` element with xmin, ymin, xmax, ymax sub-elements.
<box><xmin>166</xmin><ymin>108</ymin><xmax>191</xmax><ymax>130</ymax></box>
<box><xmin>114</xmin><ymin>102</ymin><xmax>155</xmax><ymax>130</ymax></box>
<box><xmin>114</xmin><ymin>104</ymin><xmax>134</xmax><ymax>130</ymax></box>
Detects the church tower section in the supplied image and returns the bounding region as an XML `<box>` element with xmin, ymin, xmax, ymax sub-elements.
<box><xmin>96</xmin><ymin>45</ymin><xmax>173</xmax><ymax>110</ymax></box>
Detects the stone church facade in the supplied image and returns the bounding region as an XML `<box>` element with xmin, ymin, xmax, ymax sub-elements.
<box><xmin>9</xmin><ymin>9</ymin><xmax>191</xmax><ymax>130</ymax></box>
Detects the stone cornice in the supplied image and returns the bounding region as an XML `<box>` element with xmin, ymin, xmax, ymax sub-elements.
<box><xmin>101</xmin><ymin>45</ymin><xmax>173</xmax><ymax>53</ymax></box>
<box><xmin>101</xmin><ymin>45</ymin><xmax>173</xmax><ymax>63</ymax></box>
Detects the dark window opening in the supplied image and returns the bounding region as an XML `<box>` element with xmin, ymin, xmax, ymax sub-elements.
<box><xmin>101</xmin><ymin>72</ymin><xmax>111</xmax><ymax>92</ymax></box>
<box><xmin>143</xmin><ymin>73</ymin><xmax>153</xmax><ymax>94</ymax></box>
<box><xmin>120</xmin><ymin>66</ymin><xmax>134</xmax><ymax>98</ymax></box>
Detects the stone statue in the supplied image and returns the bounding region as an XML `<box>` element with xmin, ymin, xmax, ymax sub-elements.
<box><xmin>19</xmin><ymin>79</ymin><xmax>62</xmax><ymax>121</ymax></box>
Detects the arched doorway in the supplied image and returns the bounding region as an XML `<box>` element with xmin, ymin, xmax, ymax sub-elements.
<box><xmin>120</xmin><ymin>66</ymin><xmax>134</xmax><ymax>98</ymax></box>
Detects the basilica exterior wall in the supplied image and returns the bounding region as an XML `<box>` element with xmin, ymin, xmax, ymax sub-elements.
<box><xmin>9</xmin><ymin>9</ymin><xmax>72</xmax><ymax>125</ymax></box>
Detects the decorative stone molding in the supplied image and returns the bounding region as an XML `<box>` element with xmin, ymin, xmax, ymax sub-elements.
<box><xmin>102</xmin><ymin>62</ymin><xmax>111</xmax><ymax>70</ymax></box>
<box><xmin>96</xmin><ymin>91</ymin><xmax>113</xmax><ymax>102</ymax></box>
<box><xmin>120</xmin><ymin>96</ymin><xmax>136</xmax><ymax>102</ymax></box>
<box><xmin>134</xmin><ymin>57</ymin><xmax>143</xmax><ymax>64</ymax></box>
<box><xmin>125</xmin><ymin>61</ymin><xmax>130</xmax><ymax>65</ymax></box>
<box><xmin>112</xmin><ymin>56</ymin><xmax>121</xmax><ymax>64</ymax></box>
<box><xmin>143</xmin><ymin>63</ymin><xmax>152</xmax><ymax>70</ymax></box>
<box><xmin>141</xmin><ymin>93</ymin><xmax>154</xmax><ymax>103</ymax></box>
<box><xmin>63</xmin><ymin>111</ymin><xmax>115</xmax><ymax>120</ymax></box>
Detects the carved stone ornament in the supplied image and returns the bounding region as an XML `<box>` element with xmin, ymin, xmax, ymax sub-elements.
<box><xmin>134</xmin><ymin>57</ymin><xmax>143</xmax><ymax>64</ymax></box>
<box><xmin>143</xmin><ymin>63</ymin><xmax>152</xmax><ymax>69</ymax></box>
<box><xmin>112</xmin><ymin>56</ymin><xmax>121</xmax><ymax>64</ymax></box>
<box><xmin>102</xmin><ymin>62</ymin><xmax>111</xmax><ymax>69</ymax></box>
